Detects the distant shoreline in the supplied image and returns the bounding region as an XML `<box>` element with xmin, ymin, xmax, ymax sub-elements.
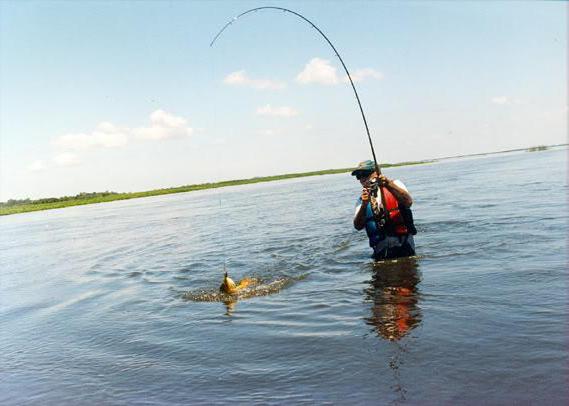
<box><xmin>1</xmin><ymin>143</ymin><xmax>565</xmax><ymax>216</ymax></box>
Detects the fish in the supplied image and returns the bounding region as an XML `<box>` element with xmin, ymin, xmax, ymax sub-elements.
<box><xmin>219</xmin><ymin>272</ymin><xmax>258</xmax><ymax>295</ymax></box>
<box><xmin>183</xmin><ymin>273</ymin><xmax>304</xmax><ymax>303</ymax></box>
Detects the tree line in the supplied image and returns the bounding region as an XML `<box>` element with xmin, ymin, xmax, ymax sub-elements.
<box><xmin>0</xmin><ymin>191</ymin><xmax>118</xmax><ymax>207</ymax></box>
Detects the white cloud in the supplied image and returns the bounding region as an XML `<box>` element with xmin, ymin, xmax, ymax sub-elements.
<box><xmin>256</xmin><ymin>104</ymin><xmax>299</xmax><ymax>117</ymax></box>
<box><xmin>52</xmin><ymin>133</ymin><xmax>91</xmax><ymax>150</ymax></box>
<box><xmin>149</xmin><ymin>109</ymin><xmax>186</xmax><ymax>128</ymax></box>
<box><xmin>346</xmin><ymin>68</ymin><xmax>384</xmax><ymax>83</ymax></box>
<box><xmin>133</xmin><ymin>109</ymin><xmax>193</xmax><ymax>140</ymax></box>
<box><xmin>53</xmin><ymin>153</ymin><xmax>80</xmax><ymax>167</ymax></box>
<box><xmin>40</xmin><ymin>110</ymin><xmax>193</xmax><ymax>173</ymax></box>
<box><xmin>92</xmin><ymin>122</ymin><xmax>129</xmax><ymax>147</ymax></box>
<box><xmin>296</xmin><ymin>58</ymin><xmax>384</xmax><ymax>86</ymax></box>
<box><xmin>491</xmin><ymin>96</ymin><xmax>509</xmax><ymax>105</ymax></box>
<box><xmin>53</xmin><ymin>122</ymin><xmax>128</xmax><ymax>151</ymax></box>
<box><xmin>223</xmin><ymin>70</ymin><xmax>285</xmax><ymax>90</ymax></box>
<box><xmin>296</xmin><ymin>58</ymin><xmax>339</xmax><ymax>85</ymax></box>
<box><xmin>29</xmin><ymin>160</ymin><xmax>47</xmax><ymax>172</ymax></box>
<box><xmin>53</xmin><ymin>110</ymin><xmax>192</xmax><ymax>149</ymax></box>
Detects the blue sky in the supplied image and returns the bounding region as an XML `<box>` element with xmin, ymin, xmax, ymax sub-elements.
<box><xmin>0</xmin><ymin>1</ymin><xmax>566</xmax><ymax>200</ymax></box>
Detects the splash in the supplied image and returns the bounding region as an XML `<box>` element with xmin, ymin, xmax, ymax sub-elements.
<box><xmin>182</xmin><ymin>275</ymin><xmax>303</xmax><ymax>302</ymax></box>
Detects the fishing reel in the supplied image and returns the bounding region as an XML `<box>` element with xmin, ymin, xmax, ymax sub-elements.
<box><xmin>365</xmin><ymin>177</ymin><xmax>387</xmax><ymax>226</ymax></box>
<box><xmin>365</xmin><ymin>177</ymin><xmax>380</xmax><ymax>197</ymax></box>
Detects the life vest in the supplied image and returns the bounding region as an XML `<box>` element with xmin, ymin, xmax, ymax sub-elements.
<box><xmin>382</xmin><ymin>187</ymin><xmax>410</xmax><ymax>236</ymax></box>
<box><xmin>363</xmin><ymin>187</ymin><xmax>417</xmax><ymax>247</ymax></box>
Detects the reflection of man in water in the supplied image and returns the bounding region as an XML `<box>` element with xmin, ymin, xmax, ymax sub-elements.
<box><xmin>352</xmin><ymin>160</ymin><xmax>417</xmax><ymax>260</ymax></box>
<box><xmin>364</xmin><ymin>257</ymin><xmax>422</xmax><ymax>341</ymax></box>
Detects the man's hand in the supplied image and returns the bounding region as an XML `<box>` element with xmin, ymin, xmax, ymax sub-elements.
<box><xmin>377</xmin><ymin>174</ymin><xmax>392</xmax><ymax>187</ymax></box>
<box><xmin>355</xmin><ymin>188</ymin><xmax>371</xmax><ymax>230</ymax></box>
<box><xmin>361</xmin><ymin>188</ymin><xmax>370</xmax><ymax>204</ymax></box>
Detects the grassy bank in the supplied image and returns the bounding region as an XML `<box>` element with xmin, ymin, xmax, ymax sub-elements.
<box><xmin>3</xmin><ymin>143</ymin><xmax>565</xmax><ymax>217</ymax></box>
<box><xmin>0</xmin><ymin>161</ymin><xmax>427</xmax><ymax>216</ymax></box>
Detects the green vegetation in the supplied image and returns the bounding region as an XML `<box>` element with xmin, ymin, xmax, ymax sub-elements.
<box><xmin>0</xmin><ymin>145</ymin><xmax>557</xmax><ymax>216</ymax></box>
<box><xmin>0</xmin><ymin>161</ymin><xmax>430</xmax><ymax>216</ymax></box>
<box><xmin>526</xmin><ymin>145</ymin><xmax>548</xmax><ymax>152</ymax></box>
<box><xmin>0</xmin><ymin>167</ymin><xmax>344</xmax><ymax>216</ymax></box>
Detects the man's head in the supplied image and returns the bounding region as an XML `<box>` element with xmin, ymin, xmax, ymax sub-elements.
<box><xmin>351</xmin><ymin>160</ymin><xmax>378</xmax><ymax>185</ymax></box>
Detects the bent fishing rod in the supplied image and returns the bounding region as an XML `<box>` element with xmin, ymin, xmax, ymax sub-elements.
<box><xmin>211</xmin><ymin>6</ymin><xmax>387</xmax><ymax>208</ymax></box>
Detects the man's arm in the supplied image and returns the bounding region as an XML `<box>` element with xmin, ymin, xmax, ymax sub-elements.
<box><xmin>354</xmin><ymin>190</ymin><xmax>369</xmax><ymax>230</ymax></box>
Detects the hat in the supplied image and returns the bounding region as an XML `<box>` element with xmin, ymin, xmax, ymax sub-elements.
<box><xmin>351</xmin><ymin>160</ymin><xmax>376</xmax><ymax>176</ymax></box>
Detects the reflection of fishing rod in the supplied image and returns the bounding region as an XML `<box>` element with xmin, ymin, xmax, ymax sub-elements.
<box><xmin>210</xmin><ymin>6</ymin><xmax>387</xmax><ymax>211</ymax></box>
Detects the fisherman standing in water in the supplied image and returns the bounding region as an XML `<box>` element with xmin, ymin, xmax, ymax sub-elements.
<box><xmin>352</xmin><ymin>160</ymin><xmax>417</xmax><ymax>260</ymax></box>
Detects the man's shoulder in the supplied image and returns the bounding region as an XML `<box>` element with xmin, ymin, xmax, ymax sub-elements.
<box><xmin>392</xmin><ymin>179</ymin><xmax>408</xmax><ymax>192</ymax></box>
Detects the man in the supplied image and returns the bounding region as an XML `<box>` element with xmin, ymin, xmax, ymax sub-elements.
<box><xmin>352</xmin><ymin>160</ymin><xmax>417</xmax><ymax>260</ymax></box>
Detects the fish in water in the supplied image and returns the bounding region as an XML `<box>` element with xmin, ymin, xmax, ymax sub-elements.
<box><xmin>219</xmin><ymin>272</ymin><xmax>258</xmax><ymax>295</ymax></box>
<box><xmin>183</xmin><ymin>273</ymin><xmax>304</xmax><ymax>303</ymax></box>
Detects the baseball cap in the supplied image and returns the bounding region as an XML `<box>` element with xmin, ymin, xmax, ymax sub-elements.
<box><xmin>351</xmin><ymin>160</ymin><xmax>376</xmax><ymax>176</ymax></box>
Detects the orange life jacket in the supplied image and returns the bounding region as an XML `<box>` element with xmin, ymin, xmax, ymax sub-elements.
<box><xmin>382</xmin><ymin>187</ymin><xmax>409</xmax><ymax>236</ymax></box>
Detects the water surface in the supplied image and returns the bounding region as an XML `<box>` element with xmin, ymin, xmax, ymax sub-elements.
<box><xmin>1</xmin><ymin>148</ymin><xmax>567</xmax><ymax>404</ymax></box>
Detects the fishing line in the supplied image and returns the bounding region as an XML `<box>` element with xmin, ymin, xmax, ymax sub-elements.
<box><xmin>210</xmin><ymin>6</ymin><xmax>381</xmax><ymax>174</ymax></box>
<box><xmin>209</xmin><ymin>38</ymin><xmax>230</xmax><ymax>276</ymax></box>
<box><xmin>219</xmin><ymin>197</ymin><xmax>228</xmax><ymax>275</ymax></box>
<box><xmin>210</xmin><ymin>6</ymin><xmax>388</xmax><ymax>211</ymax></box>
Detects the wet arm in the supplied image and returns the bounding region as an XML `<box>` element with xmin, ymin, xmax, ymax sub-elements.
<box><xmin>354</xmin><ymin>202</ymin><xmax>368</xmax><ymax>230</ymax></box>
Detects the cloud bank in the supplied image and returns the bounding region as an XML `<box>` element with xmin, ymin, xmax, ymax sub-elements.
<box><xmin>53</xmin><ymin>153</ymin><xmax>80</xmax><ymax>167</ymax></box>
<box><xmin>350</xmin><ymin>68</ymin><xmax>384</xmax><ymax>83</ymax></box>
<box><xmin>296</xmin><ymin>58</ymin><xmax>383</xmax><ymax>85</ymax></box>
<box><xmin>33</xmin><ymin>110</ymin><xmax>193</xmax><ymax>172</ymax></box>
<box><xmin>223</xmin><ymin>70</ymin><xmax>285</xmax><ymax>90</ymax></box>
<box><xmin>52</xmin><ymin>110</ymin><xmax>193</xmax><ymax>152</ymax></box>
<box><xmin>133</xmin><ymin>109</ymin><xmax>193</xmax><ymax>140</ymax></box>
<box><xmin>53</xmin><ymin>122</ymin><xmax>129</xmax><ymax>151</ymax></box>
<box><xmin>296</xmin><ymin>58</ymin><xmax>340</xmax><ymax>85</ymax></box>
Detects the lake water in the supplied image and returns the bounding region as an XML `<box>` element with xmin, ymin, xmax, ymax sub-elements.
<box><xmin>1</xmin><ymin>148</ymin><xmax>567</xmax><ymax>404</ymax></box>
